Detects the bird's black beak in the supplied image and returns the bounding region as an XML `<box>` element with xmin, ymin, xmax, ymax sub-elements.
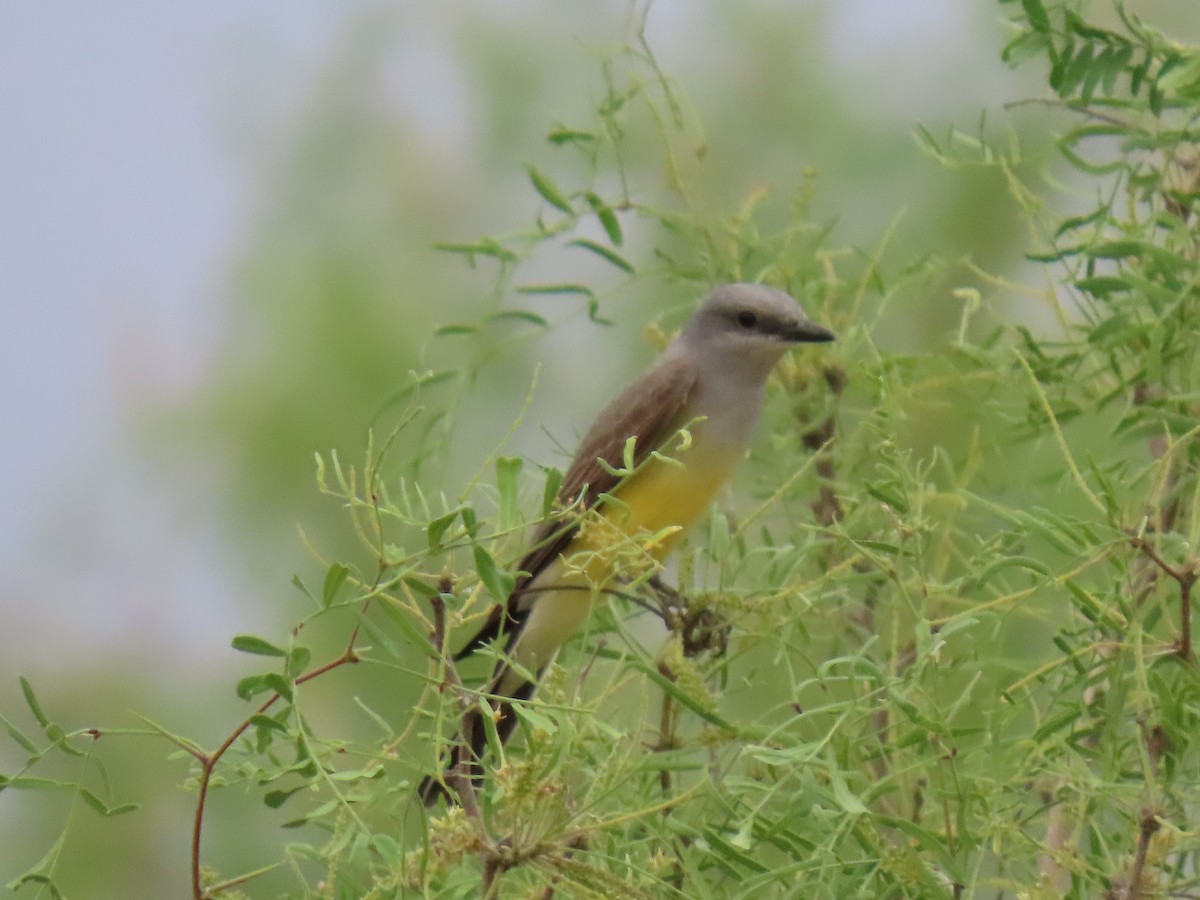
<box><xmin>786</xmin><ymin>319</ymin><xmax>836</xmax><ymax>343</ymax></box>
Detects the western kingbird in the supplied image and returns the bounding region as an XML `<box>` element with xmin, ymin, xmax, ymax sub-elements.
<box><xmin>419</xmin><ymin>283</ymin><xmax>834</xmax><ymax>804</ymax></box>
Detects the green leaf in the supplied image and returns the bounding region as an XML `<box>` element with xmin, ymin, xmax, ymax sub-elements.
<box><xmin>434</xmin><ymin>323</ymin><xmax>477</xmax><ymax>337</ymax></box>
<box><xmin>514</xmin><ymin>282</ymin><xmax>597</xmax><ymax>305</ymax></box>
<box><xmin>44</xmin><ymin>722</ymin><xmax>77</xmax><ymax>755</ymax></box>
<box><xmin>827</xmin><ymin>762</ymin><xmax>869</xmax><ymax>815</ymax></box>
<box><xmin>321</xmin><ymin>563</ymin><xmax>350</xmax><ymax>608</ymax></box>
<box><xmin>1053</xmin><ymin>205</ymin><xmax>1107</xmax><ymax>238</ymax></box>
<box><xmin>864</xmin><ymin>482</ymin><xmax>909</xmax><ymax>514</ymax></box>
<box><xmin>510</xmin><ymin>702</ymin><xmax>557</xmax><ymax>734</ymax></box>
<box><xmin>701</xmin><ymin>827</ymin><xmax>771</xmax><ymax>874</ymax></box>
<box><xmin>1074</xmin><ymin>276</ymin><xmax>1128</xmax><ymax>297</ymax></box>
<box><xmin>231</xmin><ymin>635</ymin><xmax>288</xmax><ymax>658</ymax></box>
<box><xmin>286</xmin><ymin>647</ymin><xmax>312</xmax><ymax>678</ymax></box>
<box><xmin>584</xmin><ymin>192</ymin><xmax>623</xmax><ymax>246</ymax></box>
<box><xmin>460</xmin><ymin>505</ymin><xmax>479</xmax><ymax>537</ymax></box>
<box><xmin>236</xmin><ymin>673</ymin><xmax>293</xmax><ymax>703</ymax></box>
<box><xmin>251</xmin><ymin>713</ymin><xmax>290</xmax><ymax>735</ymax></box>
<box><xmin>79</xmin><ymin>788</ymin><xmax>138</xmax><ymax>818</ymax></box>
<box><xmin>327</xmin><ymin>763</ymin><xmax>384</xmax><ymax>782</ymax></box>
<box><xmin>546</xmin><ymin>125</ymin><xmax>595</xmax><ymax>146</ymax></box>
<box><xmin>1064</xmin><ymin>579</ymin><xmax>1125</xmax><ymax>629</ymax></box>
<box><xmin>1033</xmin><ymin>704</ymin><xmax>1084</xmax><ymax>742</ymax></box>
<box><xmin>1086</xmin><ymin>312</ymin><xmax>1130</xmax><ymax>345</ymax></box>
<box><xmin>1102</xmin><ymin>43</ymin><xmax>1133</xmax><ymax>94</ymax></box>
<box><xmin>291</xmin><ymin>573</ymin><xmax>314</xmax><ymax>601</ymax></box>
<box><xmin>427</xmin><ymin>507</ymin><xmax>461</xmax><ymax>550</ymax></box>
<box><xmin>1063</xmin><ymin>9</ymin><xmax>1117</xmax><ymax>42</ymax></box>
<box><xmin>1119</xmin><ymin>271</ymin><xmax>1185</xmax><ymax>311</ymax></box>
<box><xmin>371</xmin><ymin>833</ymin><xmax>403</xmax><ymax>865</ymax></box>
<box><xmin>433</xmin><ymin>238</ymin><xmax>518</xmax><ymax>265</ymax></box>
<box><xmin>541</xmin><ymin>466</ymin><xmax>564</xmax><ymax>517</ymax></box>
<box><xmin>1049</xmin><ymin>40</ymin><xmax>1075</xmax><ymax>92</ymax></box>
<box><xmin>621</xmin><ymin>435</ymin><xmax>638</xmax><ymax>471</ymax></box>
<box><xmin>1</xmin><ymin>712</ymin><xmax>37</xmax><ymax>755</ymax></box>
<box><xmin>473</xmin><ymin>545</ymin><xmax>515</xmax><ymax>602</ymax></box>
<box><xmin>496</xmin><ymin>456</ymin><xmax>523</xmax><ymax>531</ymax></box>
<box><xmin>1002</xmin><ymin>29</ymin><xmax>1051</xmax><ymax>68</ymax></box>
<box><xmin>265</xmin><ymin>674</ymin><xmax>293</xmax><ymax>702</ymax></box>
<box><xmin>282</xmin><ymin>798</ymin><xmax>342</xmax><ymax>828</ymax></box>
<box><xmin>353</xmin><ymin>606</ymin><xmax>403</xmax><ymax>658</ymax></box>
<box><xmin>1149</xmin><ymin>81</ymin><xmax>1165</xmax><ymax>116</ymax></box>
<box><xmin>263</xmin><ymin>785</ymin><xmax>306</xmax><ymax>808</ymax></box>
<box><xmin>1020</xmin><ymin>0</ymin><xmax>1051</xmax><ymax>34</ymax></box>
<box><xmin>236</xmin><ymin>675</ymin><xmax>269</xmax><ymax>701</ymax></box>
<box><xmin>566</xmin><ymin>238</ymin><xmax>635</xmax><ymax>273</ymax></box>
<box><xmin>486</xmin><ymin>309</ymin><xmax>549</xmax><ymax>328</ymax></box>
<box><xmin>1157</xmin><ymin>50</ymin><xmax>1200</xmax><ymax>97</ymax></box>
<box><xmin>1057</xmin><ymin>43</ymin><xmax>1095</xmax><ymax>97</ymax></box>
<box><xmin>525</xmin><ymin>164</ymin><xmax>574</xmax><ymax>214</ymax></box>
<box><xmin>1088</xmin><ymin>240</ymin><xmax>1143</xmax><ymax>259</ymax></box>
<box><xmin>19</xmin><ymin>677</ymin><xmax>50</xmax><ymax>728</ymax></box>
<box><xmin>969</xmin><ymin>555</ymin><xmax>1051</xmax><ymax>589</ymax></box>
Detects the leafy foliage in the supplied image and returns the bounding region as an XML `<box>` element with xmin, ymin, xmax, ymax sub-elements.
<box><xmin>4</xmin><ymin>3</ymin><xmax>1199</xmax><ymax>898</ymax></box>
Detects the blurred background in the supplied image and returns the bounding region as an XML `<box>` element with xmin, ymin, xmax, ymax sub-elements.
<box><xmin>3</xmin><ymin>1</ymin><xmax>1189</xmax><ymax>896</ymax></box>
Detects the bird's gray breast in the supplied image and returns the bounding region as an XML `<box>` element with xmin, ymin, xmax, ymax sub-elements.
<box><xmin>681</xmin><ymin>369</ymin><xmax>768</xmax><ymax>452</ymax></box>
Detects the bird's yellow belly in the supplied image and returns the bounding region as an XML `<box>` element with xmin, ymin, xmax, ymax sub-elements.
<box><xmin>505</xmin><ymin>452</ymin><xmax>739</xmax><ymax>687</ymax></box>
<box><xmin>602</xmin><ymin>454</ymin><xmax>736</xmax><ymax>556</ymax></box>
<box><xmin>564</xmin><ymin>449</ymin><xmax>740</xmax><ymax>587</ymax></box>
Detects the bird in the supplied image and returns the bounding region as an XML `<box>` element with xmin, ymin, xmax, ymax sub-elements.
<box><xmin>418</xmin><ymin>283</ymin><xmax>835</xmax><ymax>805</ymax></box>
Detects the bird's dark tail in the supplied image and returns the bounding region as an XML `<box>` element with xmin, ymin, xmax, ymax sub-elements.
<box><xmin>417</xmin><ymin>742</ymin><xmax>481</xmax><ymax>806</ymax></box>
<box><xmin>416</xmin><ymin>679</ymin><xmax>535</xmax><ymax>806</ymax></box>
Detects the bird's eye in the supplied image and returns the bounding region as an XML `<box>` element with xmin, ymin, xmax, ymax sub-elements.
<box><xmin>736</xmin><ymin>310</ymin><xmax>758</xmax><ymax>328</ymax></box>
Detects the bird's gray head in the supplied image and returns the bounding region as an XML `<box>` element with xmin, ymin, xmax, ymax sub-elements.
<box><xmin>677</xmin><ymin>283</ymin><xmax>834</xmax><ymax>377</ymax></box>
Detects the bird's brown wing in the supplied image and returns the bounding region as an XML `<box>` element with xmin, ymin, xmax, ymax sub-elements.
<box><xmin>453</xmin><ymin>355</ymin><xmax>697</xmax><ymax>659</ymax></box>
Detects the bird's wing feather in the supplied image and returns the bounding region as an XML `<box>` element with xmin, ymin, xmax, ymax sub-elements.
<box><xmin>453</xmin><ymin>355</ymin><xmax>696</xmax><ymax>659</ymax></box>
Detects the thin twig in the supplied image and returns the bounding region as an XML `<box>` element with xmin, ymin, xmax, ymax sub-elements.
<box><xmin>1125</xmin><ymin>811</ymin><xmax>1161</xmax><ymax>900</ymax></box>
<box><xmin>427</xmin><ymin>592</ymin><xmax>485</xmax><ymax>822</ymax></box>
<box><xmin>1128</xmin><ymin>533</ymin><xmax>1197</xmax><ymax>662</ymax></box>
<box><xmin>191</xmin><ymin>645</ymin><xmax>360</xmax><ymax>899</ymax></box>
<box><xmin>656</xmin><ymin>662</ymin><xmax>677</xmax><ymax>795</ymax></box>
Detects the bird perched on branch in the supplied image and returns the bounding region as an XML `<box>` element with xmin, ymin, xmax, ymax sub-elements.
<box><xmin>419</xmin><ymin>283</ymin><xmax>835</xmax><ymax>805</ymax></box>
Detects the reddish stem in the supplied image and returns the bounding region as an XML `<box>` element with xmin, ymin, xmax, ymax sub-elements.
<box><xmin>191</xmin><ymin>646</ymin><xmax>360</xmax><ymax>899</ymax></box>
<box><xmin>1128</xmin><ymin>534</ymin><xmax>1197</xmax><ymax>663</ymax></box>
